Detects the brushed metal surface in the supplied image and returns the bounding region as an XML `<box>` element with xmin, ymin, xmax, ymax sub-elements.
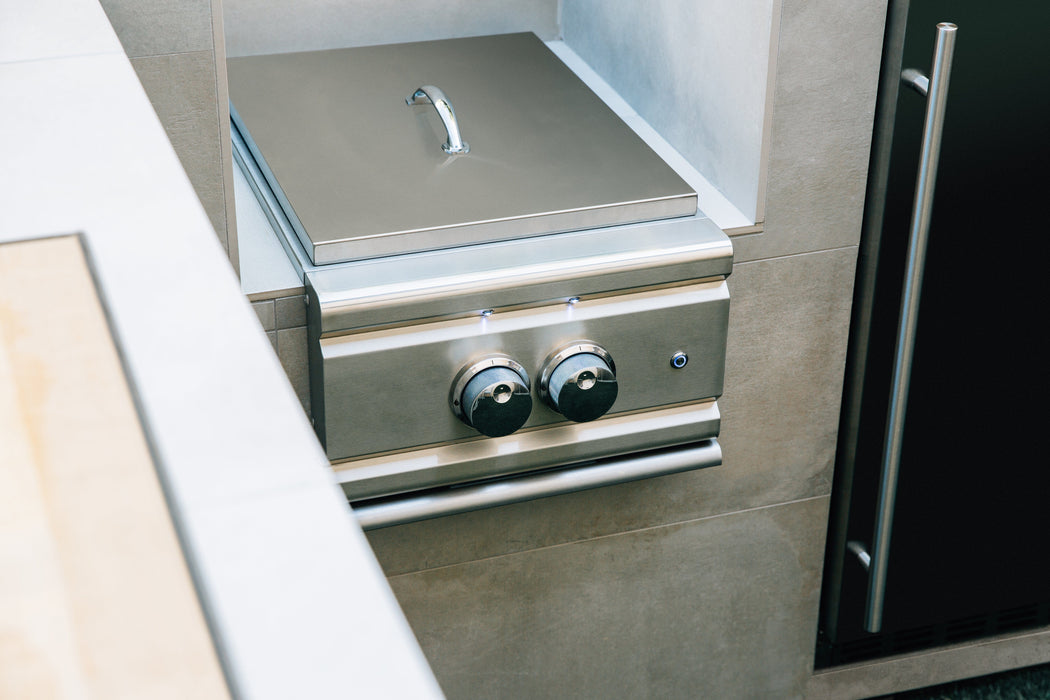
<box><xmin>316</xmin><ymin>281</ymin><xmax>729</xmax><ymax>461</ymax></box>
<box><xmin>337</xmin><ymin>401</ymin><xmax>721</xmax><ymax>501</ymax></box>
<box><xmin>351</xmin><ymin>439</ymin><xmax>723</xmax><ymax>530</ymax></box>
<box><xmin>227</xmin><ymin>32</ymin><xmax>697</xmax><ymax>264</ymax></box>
<box><xmin>306</xmin><ymin>214</ymin><xmax>733</xmax><ymax>333</ymax></box>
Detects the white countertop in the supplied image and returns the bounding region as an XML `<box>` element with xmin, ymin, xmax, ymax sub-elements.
<box><xmin>0</xmin><ymin>2</ymin><xmax>441</xmax><ymax>697</ymax></box>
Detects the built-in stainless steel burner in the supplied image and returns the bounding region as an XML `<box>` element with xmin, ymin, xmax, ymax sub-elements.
<box><xmin>229</xmin><ymin>32</ymin><xmax>733</xmax><ymax>527</ymax></box>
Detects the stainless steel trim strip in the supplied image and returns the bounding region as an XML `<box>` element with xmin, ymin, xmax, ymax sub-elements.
<box><xmin>351</xmin><ymin>439</ymin><xmax>722</xmax><ymax>530</ymax></box>
<box><xmin>866</xmin><ymin>21</ymin><xmax>958</xmax><ymax>634</ymax></box>
<box><xmin>309</xmin><ymin>215</ymin><xmax>733</xmax><ymax>334</ymax></box>
<box><xmin>335</xmin><ymin>400</ymin><xmax>721</xmax><ymax>500</ymax></box>
<box><xmin>307</xmin><ymin>196</ymin><xmax>698</xmax><ymax>265</ymax></box>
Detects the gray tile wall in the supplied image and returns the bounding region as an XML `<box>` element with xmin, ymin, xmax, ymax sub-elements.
<box><xmin>562</xmin><ymin>0</ymin><xmax>776</xmax><ymax>223</ymax></box>
<box><xmin>252</xmin><ymin>294</ymin><xmax>310</xmax><ymax>416</ymax></box>
<box><xmin>98</xmin><ymin>0</ymin><xmax>237</xmax><ymax>272</ymax></box>
<box><xmin>388</xmin><ymin>496</ymin><xmax>829</xmax><ymax>699</ymax></box>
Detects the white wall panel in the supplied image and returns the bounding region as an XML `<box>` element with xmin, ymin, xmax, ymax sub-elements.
<box><xmin>224</xmin><ymin>0</ymin><xmax>560</xmax><ymax>56</ymax></box>
<box><xmin>562</xmin><ymin>0</ymin><xmax>776</xmax><ymax>222</ymax></box>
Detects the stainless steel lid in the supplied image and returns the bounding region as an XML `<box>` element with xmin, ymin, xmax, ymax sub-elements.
<box><xmin>228</xmin><ymin>32</ymin><xmax>697</xmax><ymax>265</ymax></box>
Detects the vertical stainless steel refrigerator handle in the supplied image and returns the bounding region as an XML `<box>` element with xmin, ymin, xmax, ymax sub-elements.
<box><xmin>900</xmin><ymin>68</ymin><xmax>930</xmax><ymax>96</ymax></box>
<box><xmin>865</xmin><ymin>22</ymin><xmax>958</xmax><ymax>634</ymax></box>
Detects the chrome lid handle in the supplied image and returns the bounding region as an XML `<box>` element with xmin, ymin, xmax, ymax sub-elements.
<box><xmin>406</xmin><ymin>85</ymin><xmax>470</xmax><ymax>155</ymax></box>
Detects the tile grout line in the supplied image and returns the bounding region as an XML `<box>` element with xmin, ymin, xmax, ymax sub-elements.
<box><xmin>384</xmin><ymin>493</ymin><xmax>829</xmax><ymax>580</ymax></box>
<box><xmin>0</xmin><ymin>48</ymin><xmax>124</xmax><ymax>67</ymax></box>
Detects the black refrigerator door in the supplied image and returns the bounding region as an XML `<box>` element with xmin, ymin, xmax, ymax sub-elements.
<box><xmin>820</xmin><ymin>0</ymin><xmax>1050</xmax><ymax>665</ymax></box>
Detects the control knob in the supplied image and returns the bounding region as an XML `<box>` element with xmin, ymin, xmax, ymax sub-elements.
<box><xmin>539</xmin><ymin>342</ymin><xmax>618</xmax><ymax>422</ymax></box>
<box><xmin>450</xmin><ymin>355</ymin><xmax>532</xmax><ymax>437</ymax></box>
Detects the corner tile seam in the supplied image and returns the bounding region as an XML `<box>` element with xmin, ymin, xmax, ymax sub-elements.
<box><xmin>383</xmin><ymin>493</ymin><xmax>830</xmax><ymax>580</ymax></box>
<box><xmin>734</xmin><ymin>243</ymin><xmax>859</xmax><ymax>266</ymax></box>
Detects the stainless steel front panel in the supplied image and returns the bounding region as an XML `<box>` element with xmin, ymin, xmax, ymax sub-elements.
<box><xmin>228</xmin><ymin>33</ymin><xmax>697</xmax><ymax>264</ymax></box>
<box><xmin>316</xmin><ymin>281</ymin><xmax>729</xmax><ymax>462</ymax></box>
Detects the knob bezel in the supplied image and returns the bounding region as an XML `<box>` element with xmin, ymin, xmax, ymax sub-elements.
<box><xmin>449</xmin><ymin>354</ymin><xmax>530</xmax><ymax>423</ymax></box>
<box><xmin>538</xmin><ymin>341</ymin><xmax>616</xmax><ymax>404</ymax></box>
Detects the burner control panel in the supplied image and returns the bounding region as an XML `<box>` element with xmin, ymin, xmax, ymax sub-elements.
<box><xmin>312</xmin><ymin>280</ymin><xmax>728</xmax><ymax>462</ymax></box>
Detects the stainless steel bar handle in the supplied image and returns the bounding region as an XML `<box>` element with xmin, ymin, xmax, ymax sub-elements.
<box><xmin>900</xmin><ymin>68</ymin><xmax>930</xmax><ymax>97</ymax></box>
<box><xmin>865</xmin><ymin>22</ymin><xmax>957</xmax><ymax>634</ymax></box>
<box><xmin>406</xmin><ymin>85</ymin><xmax>470</xmax><ymax>154</ymax></box>
<box><xmin>352</xmin><ymin>440</ymin><xmax>721</xmax><ymax>530</ymax></box>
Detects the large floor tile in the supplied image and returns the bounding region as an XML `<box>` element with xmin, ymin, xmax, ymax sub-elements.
<box><xmin>388</xmin><ymin>496</ymin><xmax>828</xmax><ymax>699</ymax></box>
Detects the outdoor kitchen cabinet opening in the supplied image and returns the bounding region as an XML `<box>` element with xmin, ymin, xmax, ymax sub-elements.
<box><xmin>219</xmin><ymin>2</ymin><xmax>863</xmax><ymax>698</ymax></box>
<box><xmin>228</xmin><ymin>28</ymin><xmax>737</xmax><ymax>503</ymax></box>
<box><xmin>223</xmin><ymin>0</ymin><xmax>786</xmax><ymax>507</ymax></box>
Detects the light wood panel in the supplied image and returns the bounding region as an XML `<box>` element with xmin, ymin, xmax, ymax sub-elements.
<box><xmin>0</xmin><ymin>235</ymin><xmax>230</xmax><ymax>699</ymax></box>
